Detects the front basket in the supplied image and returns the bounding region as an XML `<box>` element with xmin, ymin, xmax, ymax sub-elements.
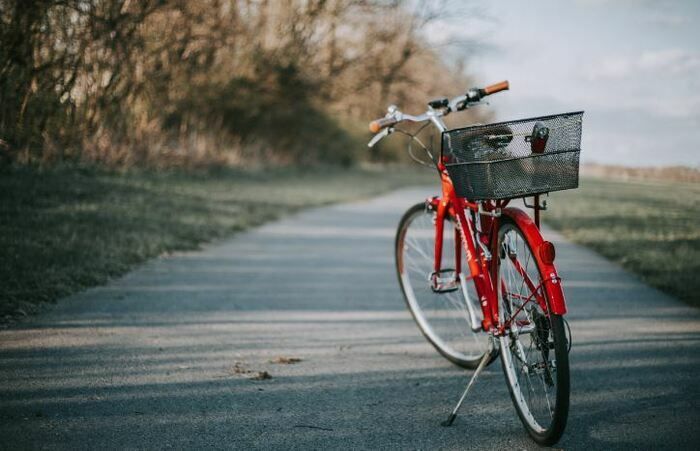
<box><xmin>442</xmin><ymin>111</ymin><xmax>583</xmax><ymax>200</ymax></box>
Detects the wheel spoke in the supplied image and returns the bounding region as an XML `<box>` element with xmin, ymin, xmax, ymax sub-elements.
<box><xmin>397</xmin><ymin>205</ymin><xmax>489</xmax><ymax>368</ymax></box>
<box><xmin>537</xmin><ymin>369</ymin><xmax>554</xmax><ymax>419</ymax></box>
<box><xmin>497</xmin><ymin>221</ymin><xmax>569</xmax><ymax>442</ymax></box>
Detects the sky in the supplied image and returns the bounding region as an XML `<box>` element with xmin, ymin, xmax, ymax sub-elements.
<box><xmin>426</xmin><ymin>0</ymin><xmax>700</xmax><ymax>167</ymax></box>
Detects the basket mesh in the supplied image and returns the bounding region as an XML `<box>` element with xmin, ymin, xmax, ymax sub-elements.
<box><xmin>442</xmin><ymin>111</ymin><xmax>583</xmax><ymax>200</ymax></box>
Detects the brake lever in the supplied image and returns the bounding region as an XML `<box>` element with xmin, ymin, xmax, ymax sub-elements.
<box><xmin>449</xmin><ymin>95</ymin><xmax>468</xmax><ymax>112</ymax></box>
<box><xmin>449</xmin><ymin>96</ymin><xmax>489</xmax><ymax>112</ymax></box>
<box><xmin>368</xmin><ymin>127</ymin><xmax>393</xmax><ymax>148</ymax></box>
<box><xmin>465</xmin><ymin>100</ymin><xmax>489</xmax><ymax>110</ymax></box>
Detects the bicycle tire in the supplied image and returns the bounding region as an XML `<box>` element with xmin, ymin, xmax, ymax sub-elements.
<box><xmin>395</xmin><ymin>202</ymin><xmax>491</xmax><ymax>369</ymax></box>
<box><xmin>497</xmin><ymin>217</ymin><xmax>569</xmax><ymax>445</ymax></box>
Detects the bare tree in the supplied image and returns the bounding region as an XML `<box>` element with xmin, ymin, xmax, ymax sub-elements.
<box><xmin>0</xmin><ymin>0</ymin><xmax>487</xmax><ymax>167</ymax></box>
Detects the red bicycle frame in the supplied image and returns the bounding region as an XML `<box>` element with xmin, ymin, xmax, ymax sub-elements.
<box><xmin>428</xmin><ymin>160</ymin><xmax>568</xmax><ymax>335</ymax></box>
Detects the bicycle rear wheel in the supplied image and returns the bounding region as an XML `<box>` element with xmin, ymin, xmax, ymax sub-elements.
<box><xmin>497</xmin><ymin>218</ymin><xmax>569</xmax><ymax>446</ymax></box>
<box><xmin>395</xmin><ymin>202</ymin><xmax>490</xmax><ymax>369</ymax></box>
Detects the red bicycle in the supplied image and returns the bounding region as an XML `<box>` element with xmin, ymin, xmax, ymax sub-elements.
<box><xmin>368</xmin><ymin>81</ymin><xmax>582</xmax><ymax>446</ymax></box>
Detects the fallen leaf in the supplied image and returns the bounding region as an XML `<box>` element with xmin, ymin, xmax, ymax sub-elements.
<box><xmin>270</xmin><ymin>357</ymin><xmax>302</xmax><ymax>364</ymax></box>
<box><xmin>229</xmin><ymin>362</ymin><xmax>250</xmax><ymax>375</ymax></box>
<box><xmin>250</xmin><ymin>371</ymin><xmax>272</xmax><ymax>380</ymax></box>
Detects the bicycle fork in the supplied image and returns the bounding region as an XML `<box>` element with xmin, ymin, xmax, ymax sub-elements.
<box><xmin>428</xmin><ymin>198</ymin><xmax>482</xmax><ymax>332</ymax></box>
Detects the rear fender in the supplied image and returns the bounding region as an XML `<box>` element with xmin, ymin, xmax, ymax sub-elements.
<box><xmin>501</xmin><ymin>207</ymin><xmax>567</xmax><ymax>315</ymax></box>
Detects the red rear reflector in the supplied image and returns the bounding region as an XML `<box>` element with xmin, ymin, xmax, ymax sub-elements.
<box><xmin>539</xmin><ymin>241</ymin><xmax>556</xmax><ymax>264</ymax></box>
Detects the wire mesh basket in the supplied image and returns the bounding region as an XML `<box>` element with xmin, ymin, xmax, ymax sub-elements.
<box><xmin>442</xmin><ymin>111</ymin><xmax>583</xmax><ymax>200</ymax></box>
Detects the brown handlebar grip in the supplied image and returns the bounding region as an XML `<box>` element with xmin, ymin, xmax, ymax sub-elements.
<box><xmin>369</xmin><ymin>116</ymin><xmax>398</xmax><ymax>133</ymax></box>
<box><xmin>483</xmin><ymin>80</ymin><xmax>509</xmax><ymax>95</ymax></box>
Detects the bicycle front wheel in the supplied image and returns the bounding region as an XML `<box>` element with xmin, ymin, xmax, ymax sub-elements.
<box><xmin>395</xmin><ymin>202</ymin><xmax>490</xmax><ymax>369</ymax></box>
<box><xmin>497</xmin><ymin>218</ymin><xmax>569</xmax><ymax>446</ymax></box>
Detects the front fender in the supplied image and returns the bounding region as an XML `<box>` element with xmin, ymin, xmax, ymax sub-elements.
<box><xmin>501</xmin><ymin>207</ymin><xmax>567</xmax><ymax>315</ymax></box>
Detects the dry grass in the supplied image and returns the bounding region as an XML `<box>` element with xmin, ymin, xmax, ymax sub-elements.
<box><xmin>545</xmin><ymin>176</ymin><xmax>700</xmax><ymax>307</ymax></box>
<box><xmin>582</xmin><ymin>164</ymin><xmax>700</xmax><ymax>183</ymax></box>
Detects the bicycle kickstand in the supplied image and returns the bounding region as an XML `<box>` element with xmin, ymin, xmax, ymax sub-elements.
<box><xmin>442</xmin><ymin>336</ymin><xmax>498</xmax><ymax>427</ymax></box>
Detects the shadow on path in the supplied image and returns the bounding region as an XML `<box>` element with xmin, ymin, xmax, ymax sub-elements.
<box><xmin>1</xmin><ymin>188</ymin><xmax>699</xmax><ymax>449</ymax></box>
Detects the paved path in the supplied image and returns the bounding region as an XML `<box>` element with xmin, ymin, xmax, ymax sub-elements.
<box><xmin>1</xmin><ymin>188</ymin><xmax>699</xmax><ymax>450</ymax></box>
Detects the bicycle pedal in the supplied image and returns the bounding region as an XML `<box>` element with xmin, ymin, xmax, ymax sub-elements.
<box><xmin>430</xmin><ymin>269</ymin><xmax>459</xmax><ymax>293</ymax></box>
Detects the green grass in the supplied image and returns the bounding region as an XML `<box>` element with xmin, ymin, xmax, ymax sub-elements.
<box><xmin>5</xmin><ymin>167</ymin><xmax>696</xmax><ymax>320</ymax></box>
<box><xmin>0</xmin><ymin>165</ymin><xmax>435</xmax><ymax>319</ymax></box>
<box><xmin>545</xmin><ymin>177</ymin><xmax>700</xmax><ymax>307</ymax></box>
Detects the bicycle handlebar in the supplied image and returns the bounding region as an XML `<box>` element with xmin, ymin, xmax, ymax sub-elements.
<box><xmin>369</xmin><ymin>116</ymin><xmax>399</xmax><ymax>133</ymax></box>
<box><xmin>482</xmin><ymin>80</ymin><xmax>509</xmax><ymax>96</ymax></box>
<box><xmin>368</xmin><ymin>80</ymin><xmax>509</xmax><ymax>132</ymax></box>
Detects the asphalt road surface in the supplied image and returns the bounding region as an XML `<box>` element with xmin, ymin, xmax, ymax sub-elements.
<box><xmin>1</xmin><ymin>187</ymin><xmax>699</xmax><ymax>450</ymax></box>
